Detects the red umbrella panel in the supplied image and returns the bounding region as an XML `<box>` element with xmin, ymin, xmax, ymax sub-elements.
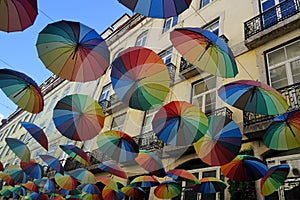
<box><xmin>20</xmin><ymin>159</ymin><xmax>43</xmax><ymax>179</ymax></box>
<box><xmin>0</xmin><ymin>0</ymin><xmax>38</xmax><ymax>32</ymax></box>
<box><xmin>20</xmin><ymin>122</ymin><xmax>48</xmax><ymax>151</ymax></box>
<box><xmin>21</xmin><ymin>181</ymin><xmax>39</xmax><ymax>192</ymax></box>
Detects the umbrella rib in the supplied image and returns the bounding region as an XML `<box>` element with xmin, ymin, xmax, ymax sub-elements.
<box><xmin>286</xmin><ymin>122</ymin><xmax>296</xmax><ymax>137</ymax></box>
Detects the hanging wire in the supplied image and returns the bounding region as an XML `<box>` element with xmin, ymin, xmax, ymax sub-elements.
<box><xmin>0</xmin><ymin>58</ymin><xmax>15</xmax><ymax>69</ymax></box>
<box><xmin>38</xmin><ymin>8</ymin><xmax>55</xmax><ymax>22</ymax></box>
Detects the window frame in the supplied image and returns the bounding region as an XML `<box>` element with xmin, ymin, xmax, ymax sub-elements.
<box><xmin>162</xmin><ymin>16</ymin><xmax>178</xmax><ymax>33</ymax></box>
<box><xmin>135</xmin><ymin>31</ymin><xmax>148</xmax><ymax>47</ymax></box>
<box><xmin>200</xmin><ymin>0</ymin><xmax>214</xmax><ymax>8</ymax></box>
<box><xmin>111</xmin><ymin>113</ymin><xmax>126</xmax><ymax>131</ymax></box>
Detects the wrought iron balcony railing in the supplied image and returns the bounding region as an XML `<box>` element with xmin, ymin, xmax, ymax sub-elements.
<box><xmin>244</xmin><ymin>0</ymin><xmax>300</xmax><ymax>39</ymax></box>
<box><xmin>133</xmin><ymin>131</ymin><xmax>164</xmax><ymax>151</ymax></box>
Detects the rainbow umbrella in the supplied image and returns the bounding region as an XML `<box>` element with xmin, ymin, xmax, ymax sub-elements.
<box><xmin>40</xmin><ymin>154</ymin><xmax>64</xmax><ymax>174</ymax></box>
<box><xmin>96</xmin><ymin>130</ymin><xmax>139</xmax><ymax>163</ymax></box>
<box><xmin>111</xmin><ymin>46</ymin><xmax>170</xmax><ymax>111</ymax></box>
<box><xmin>5</xmin><ymin>138</ymin><xmax>30</xmax><ymax>162</ymax></box>
<box><xmin>218</xmin><ymin>80</ymin><xmax>288</xmax><ymax>115</ymax></box>
<box><xmin>96</xmin><ymin>176</ymin><xmax>119</xmax><ymax>192</ymax></box>
<box><xmin>170</xmin><ymin>28</ymin><xmax>238</xmax><ymax>78</ymax></box>
<box><xmin>0</xmin><ymin>185</ymin><xmax>13</xmax><ymax>197</ymax></box>
<box><xmin>59</xmin><ymin>188</ymin><xmax>82</xmax><ymax>196</ymax></box>
<box><xmin>50</xmin><ymin>196</ymin><xmax>66</xmax><ymax>200</ymax></box>
<box><xmin>53</xmin><ymin>94</ymin><xmax>104</xmax><ymax>141</ymax></box>
<box><xmin>43</xmin><ymin>179</ymin><xmax>56</xmax><ymax>193</ymax></box>
<box><xmin>7</xmin><ymin>165</ymin><xmax>28</xmax><ymax>184</ymax></box>
<box><xmin>9</xmin><ymin>185</ymin><xmax>27</xmax><ymax>196</ymax></box>
<box><xmin>152</xmin><ymin>101</ymin><xmax>208</xmax><ymax>146</ymax></box>
<box><xmin>263</xmin><ymin>110</ymin><xmax>300</xmax><ymax>150</ymax></box>
<box><xmin>0</xmin><ymin>0</ymin><xmax>37</xmax><ymax>32</ymax></box>
<box><xmin>166</xmin><ymin>169</ymin><xmax>199</xmax><ymax>183</ymax></box>
<box><xmin>54</xmin><ymin>173</ymin><xmax>78</xmax><ymax>191</ymax></box>
<box><xmin>135</xmin><ymin>150</ymin><xmax>166</xmax><ymax>177</ymax></box>
<box><xmin>261</xmin><ymin>164</ymin><xmax>290</xmax><ymax>196</ymax></box>
<box><xmin>81</xmin><ymin>193</ymin><xmax>102</xmax><ymax>200</ymax></box>
<box><xmin>59</xmin><ymin>144</ymin><xmax>91</xmax><ymax>166</ymax></box>
<box><xmin>81</xmin><ymin>184</ymin><xmax>101</xmax><ymax>194</ymax></box>
<box><xmin>21</xmin><ymin>122</ymin><xmax>48</xmax><ymax>151</ymax></box>
<box><xmin>21</xmin><ymin>181</ymin><xmax>38</xmax><ymax>192</ymax></box>
<box><xmin>36</xmin><ymin>20</ymin><xmax>110</xmax><ymax>82</ymax></box>
<box><xmin>118</xmin><ymin>0</ymin><xmax>191</xmax><ymax>19</ymax></box>
<box><xmin>96</xmin><ymin>161</ymin><xmax>127</xmax><ymax>179</ymax></box>
<box><xmin>193</xmin><ymin>177</ymin><xmax>227</xmax><ymax>194</ymax></box>
<box><xmin>193</xmin><ymin>115</ymin><xmax>242</xmax><ymax>166</ymax></box>
<box><xmin>29</xmin><ymin>192</ymin><xmax>48</xmax><ymax>200</ymax></box>
<box><xmin>121</xmin><ymin>186</ymin><xmax>146</xmax><ymax>199</ymax></box>
<box><xmin>20</xmin><ymin>159</ymin><xmax>43</xmax><ymax>179</ymax></box>
<box><xmin>33</xmin><ymin>177</ymin><xmax>48</xmax><ymax>188</ymax></box>
<box><xmin>102</xmin><ymin>185</ymin><xmax>124</xmax><ymax>200</ymax></box>
<box><xmin>0</xmin><ymin>172</ymin><xmax>14</xmax><ymax>186</ymax></box>
<box><xmin>130</xmin><ymin>175</ymin><xmax>160</xmax><ymax>188</ymax></box>
<box><xmin>0</xmin><ymin>68</ymin><xmax>44</xmax><ymax>113</ymax></box>
<box><xmin>154</xmin><ymin>180</ymin><xmax>182</xmax><ymax>199</ymax></box>
<box><xmin>221</xmin><ymin>155</ymin><xmax>268</xmax><ymax>181</ymax></box>
<box><xmin>68</xmin><ymin>168</ymin><xmax>97</xmax><ymax>184</ymax></box>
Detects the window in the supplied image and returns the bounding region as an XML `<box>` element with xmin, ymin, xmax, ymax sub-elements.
<box><xmin>204</xmin><ymin>19</ymin><xmax>219</xmax><ymax>36</ymax></box>
<box><xmin>141</xmin><ymin>109</ymin><xmax>158</xmax><ymax>134</ymax></box>
<box><xmin>267</xmin><ymin>40</ymin><xmax>300</xmax><ymax>89</ymax></box>
<box><xmin>135</xmin><ymin>31</ymin><xmax>148</xmax><ymax>47</ymax></box>
<box><xmin>162</xmin><ymin>16</ymin><xmax>178</xmax><ymax>33</ymax></box>
<box><xmin>200</xmin><ymin>0</ymin><xmax>213</xmax><ymax>8</ymax></box>
<box><xmin>99</xmin><ymin>83</ymin><xmax>111</xmax><ymax>110</ymax></box>
<box><xmin>111</xmin><ymin>113</ymin><xmax>126</xmax><ymax>131</ymax></box>
<box><xmin>160</xmin><ymin>47</ymin><xmax>173</xmax><ymax>65</ymax></box>
<box><xmin>192</xmin><ymin>76</ymin><xmax>219</xmax><ymax>113</ymax></box>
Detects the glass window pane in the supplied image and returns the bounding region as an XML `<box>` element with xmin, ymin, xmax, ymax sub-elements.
<box><xmin>111</xmin><ymin>113</ymin><xmax>126</xmax><ymax>130</ymax></box>
<box><xmin>194</xmin><ymin>81</ymin><xmax>206</xmax><ymax>95</ymax></box>
<box><xmin>270</xmin><ymin>65</ymin><xmax>288</xmax><ymax>89</ymax></box>
<box><xmin>291</xmin><ymin>59</ymin><xmax>300</xmax><ymax>84</ymax></box>
<box><xmin>205</xmin><ymin>92</ymin><xmax>216</xmax><ymax>113</ymax></box>
<box><xmin>203</xmin><ymin>170</ymin><xmax>216</xmax><ymax>178</ymax></box>
<box><xmin>286</xmin><ymin>41</ymin><xmax>300</xmax><ymax>59</ymax></box>
<box><xmin>268</xmin><ymin>48</ymin><xmax>286</xmax><ymax>65</ymax></box>
<box><xmin>172</xmin><ymin>16</ymin><xmax>178</xmax><ymax>27</ymax></box>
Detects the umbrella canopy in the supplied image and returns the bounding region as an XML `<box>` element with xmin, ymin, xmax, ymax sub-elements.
<box><xmin>20</xmin><ymin>159</ymin><xmax>43</xmax><ymax>179</ymax></box>
<box><xmin>96</xmin><ymin>161</ymin><xmax>127</xmax><ymax>179</ymax></box>
<box><xmin>102</xmin><ymin>185</ymin><xmax>124</xmax><ymax>200</ymax></box>
<box><xmin>263</xmin><ymin>110</ymin><xmax>300</xmax><ymax>150</ymax></box>
<box><xmin>21</xmin><ymin>122</ymin><xmax>48</xmax><ymax>151</ymax></box>
<box><xmin>68</xmin><ymin>168</ymin><xmax>97</xmax><ymax>184</ymax></box>
<box><xmin>261</xmin><ymin>164</ymin><xmax>290</xmax><ymax>196</ymax></box>
<box><xmin>0</xmin><ymin>185</ymin><xmax>13</xmax><ymax>197</ymax></box>
<box><xmin>5</xmin><ymin>138</ymin><xmax>30</xmax><ymax>162</ymax></box>
<box><xmin>29</xmin><ymin>192</ymin><xmax>48</xmax><ymax>200</ymax></box>
<box><xmin>40</xmin><ymin>154</ymin><xmax>64</xmax><ymax>174</ymax></box>
<box><xmin>36</xmin><ymin>20</ymin><xmax>110</xmax><ymax>82</ymax></box>
<box><xmin>193</xmin><ymin>115</ymin><xmax>242</xmax><ymax>166</ymax></box>
<box><xmin>218</xmin><ymin>80</ymin><xmax>288</xmax><ymax>115</ymax></box>
<box><xmin>170</xmin><ymin>28</ymin><xmax>238</xmax><ymax>78</ymax></box>
<box><xmin>121</xmin><ymin>186</ymin><xmax>146</xmax><ymax>199</ymax></box>
<box><xmin>153</xmin><ymin>101</ymin><xmax>208</xmax><ymax>146</ymax></box>
<box><xmin>33</xmin><ymin>177</ymin><xmax>48</xmax><ymax>188</ymax></box>
<box><xmin>166</xmin><ymin>169</ymin><xmax>199</xmax><ymax>183</ymax></box>
<box><xmin>135</xmin><ymin>150</ymin><xmax>166</xmax><ymax>177</ymax></box>
<box><xmin>0</xmin><ymin>0</ymin><xmax>38</xmax><ymax>32</ymax></box>
<box><xmin>130</xmin><ymin>175</ymin><xmax>160</xmax><ymax>188</ymax></box>
<box><xmin>81</xmin><ymin>184</ymin><xmax>101</xmax><ymax>194</ymax></box>
<box><xmin>111</xmin><ymin>46</ymin><xmax>170</xmax><ymax>111</ymax></box>
<box><xmin>43</xmin><ymin>179</ymin><xmax>56</xmax><ymax>193</ymax></box>
<box><xmin>54</xmin><ymin>173</ymin><xmax>78</xmax><ymax>191</ymax></box>
<box><xmin>59</xmin><ymin>144</ymin><xmax>91</xmax><ymax>166</ymax></box>
<box><xmin>118</xmin><ymin>0</ymin><xmax>191</xmax><ymax>19</ymax></box>
<box><xmin>96</xmin><ymin>130</ymin><xmax>139</xmax><ymax>163</ymax></box>
<box><xmin>53</xmin><ymin>94</ymin><xmax>104</xmax><ymax>141</ymax></box>
<box><xmin>0</xmin><ymin>68</ymin><xmax>44</xmax><ymax>113</ymax></box>
<box><xmin>21</xmin><ymin>181</ymin><xmax>38</xmax><ymax>192</ymax></box>
<box><xmin>0</xmin><ymin>161</ymin><xmax>4</xmax><ymax>171</ymax></box>
<box><xmin>221</xmin><ymin>155</ymin><xmax>268</xmax><ymax>181</ymax></box>
<box><xmin>9</xmin><ymin>185</ymin><xmax>27</xmax><ymax>196</ymax></box>
<box><xmin>7</xmin><ymin>165</ymin><xmax>28</xmax><ymax>184</ymax></box>
<box><xmin>96</xmin><ymin>176</ymin><xmax>119</xmax><ymax>192</ymax></box>
<box><xmin>81</xmin><ymin>193</ymin><xmax>102</xmax><ymax>200</ymax></box>
<box><xmin>193</xmin><ymin>177</ymin><xmax>227</xmax><ymax>194</ymax></box>
<box><xmin>0</xmin><ymin>172</ymin><xmax>14</xmax><ymax>186</ymax></box>
<box><xmin>154</xmin><ymin>180</ymin><xmax>182</xmax><ymax>199</ymax></box>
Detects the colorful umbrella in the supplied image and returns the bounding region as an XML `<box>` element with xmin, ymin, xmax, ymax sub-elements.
<box><xmin>54</xmin><ymin>173</ymin><xmax>78</xmax><ymax>191</ymax></box>
<box><xmin>111</xmin><ymin>46</ymin><xmax>170</xmax><ymax>111</ymax></box>
<box><xmin>121</xmin><ymin>186</ymin><xmax>146</xmax><ymax>199</ymax></box>
<box><xmin>5</xmin><ymin>137</ymin><xmax>30</xmax><ymax>162</ymax></box>
<box><xmin>193</xmin><ymin>177</ymin><xmax>227</xmax><ymax>194</ymax></box>
<box><xmin>0</xmin><ymin>68</ymin><xmax>44</xmax><ymax>113</ymax></box>
<box><xmin>96</xmin><ymin>130</ymin><xmax>139</xmax><ymax>163</ymax></box>
<box><xmin>43</xmin><ymin>179</ymin><xmax>56</xmax><ymax>193</ymax></box>
<box><xmin>0</xmin><ymin>0</ymin><xmax>38</xmax><ymax>32</ymax></box>
<box><xmin>193</xmin><ymin>115</ymin><xmax>242</xmax><ymax>166</ymax></box>
<box><xmin>221</xmin><ymin>155</ymin><xmax>268</xmax><ymax>181</ymax></box>
<box><xmin>59</xmin><ymin>188</ymin><xmax>82</xmax><ymax>196</ymax></box>
<box><xmin>29</xmin><ymin>192</ymin><xmax>48</xmax><ymax>200</ymax></box>
<box><xmin>0</xmin><ymin>185</ymin><xmax>13</xmax><ymax>197</ymax></box>
<box><xmin>170</xmin><ymin>28</ymin><xmax>238</xmax><ymax>78</ymax></box>
<box><xmin>166</xmin><ymin>169</ymin><xmax>199</xmax><ymax>183</ymax></box>
<box><xmin>152</xmin><ymin>101</ymin><xmax>208</xmax><ymax>146</ymax></box>
<box><xmin>102</xmin><ymin>185</ymin><xmax>124</xmax><ymax>200</ymax></box>
<box><xmin>21</xmin><ymin>181</ymin><xmax>38</xmax><ymax>192</ymax></box>
<box><xmin>261</xmin><ymin>164</ymin><xmax>290</xmax><ymax>196</ymax></box>
<box><xmin>7</xmin><ymin>165</ymin><xmax>28</xmax><ymax>184</ymax></box>
<box><xmin>0</xmin><ymin>172</ymin><xmax>14</xmax><ymax>186</ymax></box>
<box><xmin>68</xmin><ymin>168</ymin><xmax>97</xmax><ymax>184</ymax></box>
<box><xmin>130</xmin><ymin>175</ymin><xmax>160</xmax><ymax>188</ymax></box>
<box><xmin>21</xmin><ymin>122</ymin><xmax>48</xmax><ymax>151</ymax></box>
<box><xmin>53</xmin><ymin>94</ymin><xmax>104</xmax><ymax>141</ymax></box>
<box><xmin>96</xmin><ymin>176</ymin><xmax>119</xmax><ymax>192</ymax></box>
<box><xmin>36</xmin><ymin>20</ymin><xmax>110</xmax><ymax>82</ymax></box>
<box><xmin>9</xmin><ymin>185</ymin><xmax>27</xmax><ymax>196</ymax></box>
<box><xmin>81</xmin><ymin>184</ymin><xmax>101</xmax><ymax>194</ymax></box>
<box><xmin>135</xmin><ymin>150</ymin><xmax>166</xmax><ymax>177</ymax></box>
<box><xmin>96</xmin><ymin>161</ymin><xmax>127</xmax><ymax>179</ymax></box>
<box><xmin>118</xmin><ymin>0</ymin><xmax>191</xmax><ymax>19</ymax></box>
<box><xmin>33</xmin><ymin>177</ymin><xmax>48</xmax><ymax>188</ymax></box>
<box><xmin>218</xmin><ymin>80</ymin><xmax>288</xmax><ymax>115</ymax></box>
<box><xmin>40</xmin><ymin>154</ymin><xmax>64</xmax><ymax>174</ymax></box>
<box><xmin>154</xmin><ymin>180</ymin><xmax>182</xmax><ymax>199</ymax></box>
<box><xmin>20</xmin><ymin>159</ymin><xmax>43</xmax><ymax>179</ymax></box>
<box><xmin>263</xmin><ymin>110</ymin><xmax>300</xmax><ymax>150</ymax></box>
<box><xmin>59</xmin><ymin>144</ymin><xmax>91</xmax><ymax>166</ymax></box>
<box><xmin>0</xmin><ymin>161</ymin><xmax>4</xmax><ymax>171</ymax></box>
<box><xmin>81</xmin><ymin>193</ymin><xmax>102</xmax><ymax>200</ymax></box>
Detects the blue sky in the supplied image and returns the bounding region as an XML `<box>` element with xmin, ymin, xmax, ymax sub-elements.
<box><xmin>0</xmin><ymin>0</ymin><xmax>130</xmax><ymax>119</ymax></box>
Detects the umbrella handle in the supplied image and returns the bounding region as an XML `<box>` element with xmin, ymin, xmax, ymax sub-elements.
<box><xmin>72</xmin><ymin>43</ymin><xmax>80</xmax><ymax>60</ymax></box>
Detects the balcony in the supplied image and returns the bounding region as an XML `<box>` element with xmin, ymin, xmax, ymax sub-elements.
<box><xmin>99</xmin><ymin>93</ymin><xmax>126</xmax><ymax>115</ymax></box>
<box><xmin>179</xmin><ymin>57</ymin><xmax>202</xmax><ymax>79</ymax></box>
<box><xmin>167</xmin><ymin>63</ymin><xmax>176</xmax><ymax>85</ymax></box>
<box><xmin>133</xmin><ymin>131</ymin><xmax>164</xmax><ymax>152</ymax></box>
<box><xmin>244</xmin><ymin>0</ymin><xmax>300</xmax><ymax>49</ymax></box>
<box><xmin>243</xmin><ymin>82</ymin><xmax>300</xmax><ymax>139</ymax></box>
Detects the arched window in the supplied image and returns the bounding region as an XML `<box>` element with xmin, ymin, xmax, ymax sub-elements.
<box><xmin>135</xmin><ymin>31</ymin><xmax>148</xmax><ymax>47</ymax></box>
